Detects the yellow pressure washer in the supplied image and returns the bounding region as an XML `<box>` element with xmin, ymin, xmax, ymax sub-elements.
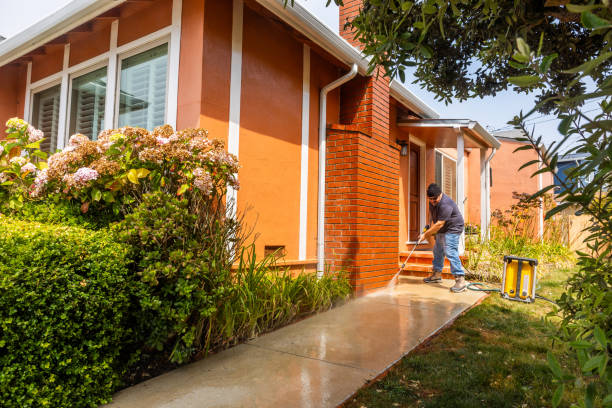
<box><xmin>500</xmin><ymin>255</ymin><xmax>538</xmax><ymax>303</ymax></box>
<box><xmin>466</xmin><ymin>255</ymin><xmax>554</xmax><ymax>304</ymax></box>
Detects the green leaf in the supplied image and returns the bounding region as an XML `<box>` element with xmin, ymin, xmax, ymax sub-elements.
<box><xmin>422</xmin><ymin>3</ymin><xmax>437</xmax><ymax>14</ymax></box>
<box><xmin>509</xmin><ymin>60</ymin><xmax>527</xmax><ymax>69</ymax></box>
<box><xmin>552</xmin><ymin>383</ymin><xmax>564</xmax><ymax>408</ymax></box>
<box><xmin>516</xmin><ymin>37</ymin><xmax>530</xmax><ymax>57</ymax></box>
<box><xmin>103</xmin><ymin>191</ymin><xmax>115</xmax><ymax>203</ymax></box>
<box><xmin>91</xmin><ymin>188</ymin><xmax>102</xmax><ymax>202</ymax></box>
<box><xmin>512</xmin><ymin>52</ymin><xmax>529</xmax><ymax>63</ymax></box>
<box><xmin>585</xmin><ymin>383</ymin><xmax>595</xmax><ymax>408</ymax></box>
<box><xmin>539</xmin><ymin>53</ymin><xmax>558</xmax><ymax>73</ymax></box>
<box><xmin>420</xmin><ymin>45</ymin><xmax>433</xmax><ymax>58</ymax></box>
<box><xmin>566</xmin><ymin>4</ymin><xmax>600</xmax><ymax>13</ymax></box>
<box><xmin>547</xmin><ymin>351</ymin><xmax>563</xmax><ymax>379</ymax></box>
<box><xmin>513</xmin><ymin>144</ymin><xmax>533</xmax><ymax>153</ymax></box>
<box><xmin>508</xmin><ymin>75</ymin><xmax>541</xmax><ymax>87</ymax></box>
<box><xmin>177</xmin><ymin>184</ymin><xmax>189</xmax><ymax>196</ymax></box>
<box><xmin>545</xmin><ymin>202</ymin><xmax>572</xmax><ymax>220</ymax></box>
<box><xmin>518</xmin><ymin>159</ymin><xmax>540</xmax><ymax>171</ymax></box>
<box><xmin>401</xmin><ymin>1</ymin><xmax>413</xmax><ymax>12</ymax></box>
<box><xmin>127</xmin><ymin>169</ymin><xmax>140</xmax><ymax>185</ymax></box>
<box><xmin>570</xmin><ymin>340</ymin><xmax>594</xmax><ymax>349</ymax></box>
<box><xmin>24</xmin><ymin>139</ymin><xmax>43</xmax><ymax>149</ymax></box>
<box><xmin>602</xmin><ymin>393</ymin><xmax>612</xmax><ymax>406</ymax></box>
<box><xmin>593</xmin><ymin>326</ymin><xmax>607</xmax><ymax>349</ymax></box>
<box><xmin>558</xmin><ymin>116</ymin><xmax>573</xmax><ymax>136</ymax></box>
<box><xmin>564</xmin><ymin>52</ymin><xmax>612</xmax><ymax>74</ymax></box>
<box><xmin>581</xmin><ymin>11</ymin><xmax>611</xmax><ymax>29</ymax></box>
<box><xmin>582</xmin><ymin>354</ymin><xmax>604</xmax><ymax>372</ymax></box>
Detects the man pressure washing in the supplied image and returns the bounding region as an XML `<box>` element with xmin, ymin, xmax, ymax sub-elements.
<box><xmin>418</xmin><ymin>183</ymin><xmax>467</xmax><ymax>293</ymax></box>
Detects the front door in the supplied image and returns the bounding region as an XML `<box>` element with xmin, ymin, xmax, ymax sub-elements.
<box><xmin>409</xmin><ymin>143</ymin><xmax>420</xmax><ymax>241</ymax></box>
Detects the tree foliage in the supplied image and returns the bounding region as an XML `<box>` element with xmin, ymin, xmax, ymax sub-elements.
<box><xmin>335</xmin><ymin>0</ymin><xmax>611</xmax><ymax>112</ymax></box>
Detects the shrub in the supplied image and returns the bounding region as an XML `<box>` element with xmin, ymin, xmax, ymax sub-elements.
<box><xmin>0</xmin><ymin>219</ymin><xmax>133</xmax><ymax>408</ymax></box>
<box><xmin>112</xmin><ymin>191</ymin><xmax>237</xmax><ymax>364</ymax></box>
<box><xmin>0</xmin><ymin>118</ymin><xmax>47</xmax><ymax>209</ymax></box>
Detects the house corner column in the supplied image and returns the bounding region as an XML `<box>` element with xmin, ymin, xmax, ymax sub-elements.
<box><xmin>480</xmin><ymin>148</ymin><xmax>487</xmax><ymax>241</ymax></box>
<box><xmin>455</xmin><ymin>127</ymin><xmax>465</xmax><ymax>255</ymax></box>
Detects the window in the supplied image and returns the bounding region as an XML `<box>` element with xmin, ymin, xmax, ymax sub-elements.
<box><xmin>434</xmin><ymin>151</ymin><xmax>457</xmax><ymax>201</ymax></box>
<box><xmin>118</xmin><ymin>43</ymin><xmax>168</xmax><ymax>130</ymax></box>
<box><xmin>69</xmin><ymin>67</ymin><xmax>107</xmax><ymax>140</ymax></box>
<box><xmin>31</xmin><ymin>84</ymin><xmax>61</xmax><ymax>153</ymax></box>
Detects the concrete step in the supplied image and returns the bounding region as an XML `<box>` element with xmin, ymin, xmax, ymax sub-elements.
<box><xmin>399</xmin><ymin>264</ymin><xmax>454</xmax><ymax>280</ymax></box>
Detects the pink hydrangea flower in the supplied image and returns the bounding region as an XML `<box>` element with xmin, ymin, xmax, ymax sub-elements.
<box><xmin>21</xmin><ymin>162</ymin><xmax>37</xmax><ymax>174</ymax></box>
<box><xmin>10</xmin><ymin>156</ymin><xmax>27</xmax><ymax>166</ymax></box>
<box><xmin>6</xmin><ymin>118</ymin><xmax>27</xmax><ymax>132</ymax></box>
<box><xmin>68</xmin><ymin>134</ymin><xmax>89</xmax><ymax>147</ymax></box>
<box><xmin>27</xmin><ymin>125</ymin><xmax>44</xmax><ymax>143</ymax></box>
<box><xmin>156</xmin><ymin>136</ymin><xmax>170</xmax><ymax>145</ymax></box>
<box><xmin>73</xmin><ymin>167</ymin><xmax>99</xmax><ymax>183</ymax></box>
<box><xmin>0</xmin><ymin>145</ymin><xmax>4</xmax><ymax>155</ymax></box>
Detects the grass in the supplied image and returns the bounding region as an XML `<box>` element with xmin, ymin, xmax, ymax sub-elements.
<box><xmin>343</xmin><ymin>267</ymin><xmax>582</xmax><ymax>408</ymax></box>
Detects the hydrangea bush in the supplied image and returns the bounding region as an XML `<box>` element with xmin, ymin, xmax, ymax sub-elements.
<box><xmin>0</xmin><ymin>118</ymin><xmax>47</xmax><ymax>208</ymax></box>
<box><xmin>32</xmin><ymin>124</ymin><xmax>239</xmax><ymax>215</ymax></box>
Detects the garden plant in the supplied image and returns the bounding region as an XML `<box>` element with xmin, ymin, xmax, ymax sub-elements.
<box><xmin>0</xmin><ymin>119</ymin><xmax>350</xmax><ymax>407</ymax></box>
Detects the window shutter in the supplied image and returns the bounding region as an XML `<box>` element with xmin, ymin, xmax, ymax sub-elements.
<box><xmin>32</xmin><ymin>85</ymin><xmax>61</xmax><ymax>153</ymax></box>
<box><xmin>118</xmin><ymin>43</ymin><xmax>168</xmax><ymax>130</ymax></box>
<box><xmin>69</xmin><ymin>67</ymin><xmax>107</xmax><ymax>140</ymax></box>
<box><xmin>442</xmin><ymin>156</ymin><xmax>456</xmax><ymax>201</ymax></box>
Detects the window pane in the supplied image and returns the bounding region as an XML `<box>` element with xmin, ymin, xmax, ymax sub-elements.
<box><xmin>118</xmin><ymin>43</ymin><xmax>168</xmax><ymax>130</ymax></box>
<box><xmin>32</xmin><ymin>85</ymin><xmax>61</xmax><ymax>153</ymax></box>
<box><xmin>69</xmin><ymin>67</ymin><xmax>107</xmax><ymax>140</ymax></box>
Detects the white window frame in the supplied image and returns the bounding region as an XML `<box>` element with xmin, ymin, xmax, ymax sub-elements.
<box><xmin>29</xmin><ymin>79</ymin><xmax>62</xmax><ymax>152</ymax></box>
<box><xmin>66</xmin><ymin>62</ymin><xmax>109</xmax><ymax>139</ymax></box>
<box><xmin>114</xmin><ymin>36</ymin><xmax>171</xmax><ymax>129</ymax></box>
<box><xmin>23</xmin><ymin>0</ymin><xmax>182</xmax><ymax>149</ymax></box>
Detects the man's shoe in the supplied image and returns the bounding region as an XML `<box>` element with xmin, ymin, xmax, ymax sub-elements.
<box><xmin>423</xmin><ymin>271</ymin><xmax>442</xmax><ymax>283</ymax></box>
<box><xmin>450</xmin><ymin>276</ymin><xmax>467</xmax><ymax>293</ymax></box>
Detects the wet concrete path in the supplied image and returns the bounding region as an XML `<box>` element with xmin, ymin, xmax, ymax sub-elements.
<box><xmin>105</xmin><ymin>277</ymin><xmax>486</xmax><ymax>408</ymax></box>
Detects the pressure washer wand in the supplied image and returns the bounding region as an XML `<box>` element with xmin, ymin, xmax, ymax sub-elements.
<box><xmin>388</xmin><ymin>226</ymin><xmax>429</xmax><ymax>287</ymax></box>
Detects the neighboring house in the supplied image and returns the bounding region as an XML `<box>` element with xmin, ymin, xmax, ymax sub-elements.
<box><xmin>554</xmin><ymin>153</ymin><xmax>591</xmax><ymax>193</ymax></box>
<box><xmin>491</xmin><ymin>129</ymin><xmax>555</xmax><ymax>238</ymax></box>
<box><xmin>0</xmin><ymin>0</ymin><xmax>500</xmax><ymax>293</ymax></box>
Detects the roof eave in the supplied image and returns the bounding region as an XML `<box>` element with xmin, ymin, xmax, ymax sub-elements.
<box><xmin>389</xmin><ymin>79</ymin><xmax>439</xmax><ymax>119</ymax></box>
<box><xmin>254</xmin><ymin>0</ymin><xmax>370</xmax><ymax>75</ymax></box>
<box><xmin>398</xmin><ymin>119</ymin><xmax>501</xmax><ymax>149</ymax></box>
<box><xmin>0</xmin><ymin>0</ymin><xmax>127</xmax><ymax>68</ymax></box>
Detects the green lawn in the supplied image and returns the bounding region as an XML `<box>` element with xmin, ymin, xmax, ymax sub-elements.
<box><xmin>344</xmin><ymin>268</ymin><xmax>582</xmax><ymax>408</ymax></box>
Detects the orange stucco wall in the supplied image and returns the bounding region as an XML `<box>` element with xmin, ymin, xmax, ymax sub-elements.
<box><xmin>117</xmin><ymin>0</ymin><xmax>172</xmax><ymax>47</ymax></box>
<box><xmin>69</xmin><ymin>24</ymin><xmax>112</xmax><ymax>67</ymax></box>
<box><xmin>200</xmin><ymin>0</ymin><xmax>233</xmax><ymax>139</ymax></box>
<box><xmin>238</xmin><ymin>7</ymin><xmax>306</xmax><ymax>261</ymax></box>
<box><xmin>0</xmin><ymin>64</ymin><xmax>26</xmax><ymax>133</ymax></box>
<box><xmin>30</xmin><ymin>47</ymin><xmax>63</xmax><ymax>84</ymax></box>
<box><xmin>490</xmin><ymin>139</ymin><xmax>554</xmax><ymax>213</ymax></box>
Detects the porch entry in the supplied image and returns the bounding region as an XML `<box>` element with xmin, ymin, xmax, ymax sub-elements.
<box><xmin>409</xmin><ymin>143</ymin><xmax>421</xmax><ymax>241</ymax></box>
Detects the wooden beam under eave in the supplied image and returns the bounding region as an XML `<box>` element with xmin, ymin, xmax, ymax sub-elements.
<box><xmin>70</xmin><ymin>21</ymin><xmax>94</xmax><ymax>33</ymax></box>
<box><xmin>95</xmin><ymin>8</ymin><xmax>121</xmax><ymax>19</ymax></box>
<box><xmin>47</xmin><ymin>35</ymin><xmax>69</xmax><ymax>45</ymax></box>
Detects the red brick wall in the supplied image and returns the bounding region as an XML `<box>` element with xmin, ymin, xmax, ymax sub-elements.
<box><xmin>339</xmin><ymin>0</ymin><xmax>362</xmax><ymax>47</ymax></box>
<box><xmin>325</xmin><ymin>124</ymin><xmax>400</xmax><ymax>294</ymax></box>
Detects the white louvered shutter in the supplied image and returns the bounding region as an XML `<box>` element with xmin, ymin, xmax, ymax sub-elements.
<box><xmin>32</xmin><ymin>85</ymin><xmax>61</xmax><ymax>153</ymax></box>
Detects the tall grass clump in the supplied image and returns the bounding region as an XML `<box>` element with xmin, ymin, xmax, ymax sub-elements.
<box><xmin>206</xmin><ymin>245</ymin><xmax>351</xmax><ymax>352</ymax></box>
<box><xmin>465</xmin><ymin>192</ymin><xmax>573</xmax><ymax>282</ymax></box>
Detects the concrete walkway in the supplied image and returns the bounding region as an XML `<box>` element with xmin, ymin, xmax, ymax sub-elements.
<box><xmin>105</xmin><ymin>277</ymin><xmax>486</xmax><ymax>408</ymax></box>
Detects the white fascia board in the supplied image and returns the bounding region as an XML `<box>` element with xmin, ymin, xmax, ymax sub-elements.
<box><xmin>389</xmin><ymin>79</ymin><xmax>439</xmax><ymax>119</ymax></box>
<box><xmin>470</xmin><ymin>121</ymin><xmax>501</xmax><ymax>149</ymax></box>
<box><xmin>0</xmin><ymin>0</ymin><xmax>127</xmax><ymax>68</ymax></box>
<box><xmin>254</xmin><ymin>0</ymin><xmax>370</xmax><ymax>75</ymax></box>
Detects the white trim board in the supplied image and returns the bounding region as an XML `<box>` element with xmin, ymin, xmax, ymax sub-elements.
<box><xmin>298</xmin><ymin>45</ymin><xmax>310</xmax><ymax>260</ymax></box>
<box><xmin>227</xmin><ymin>0</ymin><xmax>244</xmax><ymax>216</ymax></box>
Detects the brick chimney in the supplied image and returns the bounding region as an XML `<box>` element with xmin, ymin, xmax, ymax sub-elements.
<box><xmin>325</xmin><ymin>0</ymin><xmax>399</xmax><ymax>294</ymax></box>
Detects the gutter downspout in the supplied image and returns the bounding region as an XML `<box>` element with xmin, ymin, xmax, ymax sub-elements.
<box><xmin>317</xmin><ymin>64</ymin><xmax>358</xmax><ymax>277</ymax></box>
<box><xmin>485</xmin><ymin>148</ymin><xmax>497</xmax><ymax>240</ymax></box>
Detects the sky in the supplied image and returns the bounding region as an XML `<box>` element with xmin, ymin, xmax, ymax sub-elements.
<box><xmin>0</xmin><ymin>0</ymin><xmax>570</xmax><ymax>149</ymax></box>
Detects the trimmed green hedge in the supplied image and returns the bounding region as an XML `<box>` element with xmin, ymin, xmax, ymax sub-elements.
<box><xmin>0</xmin><ymin>219</ymin><xmax>132</xmax><ymax>407</ymax></box>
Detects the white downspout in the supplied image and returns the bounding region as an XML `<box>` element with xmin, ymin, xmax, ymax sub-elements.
<box><xmin>317</xmin><ymin>64</ymin><xmax>358</xmax><ymax>277</ymax></box>
<box><xmin>485</xmin><ymin>148</ymin><xmax>497</xmax><ymax>240</ymax></box>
